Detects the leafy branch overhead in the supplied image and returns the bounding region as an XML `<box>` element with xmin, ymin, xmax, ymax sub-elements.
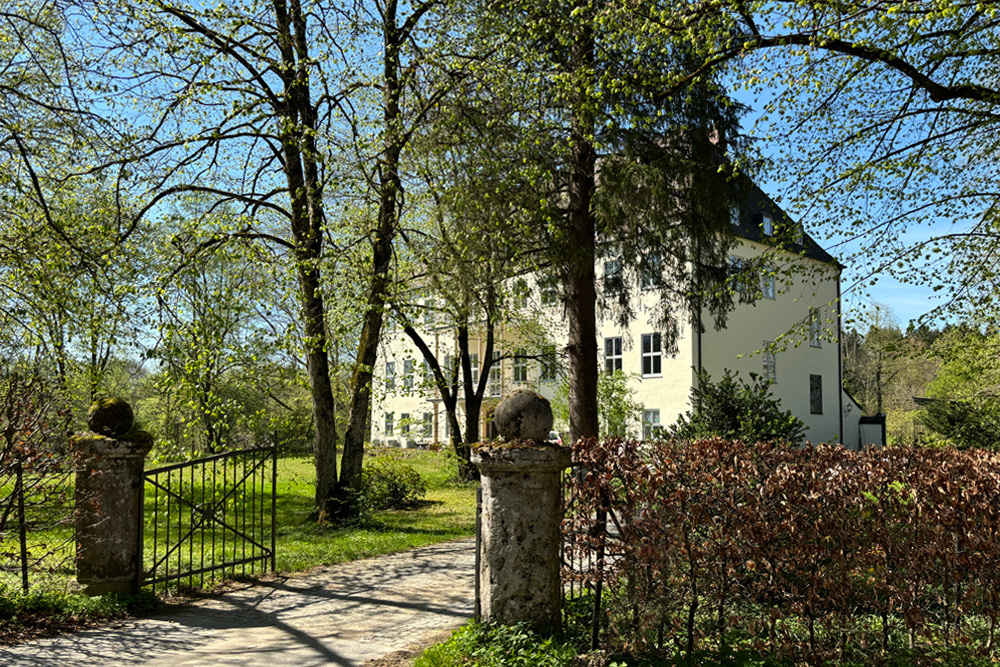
<box><xmin>669</xmin><ymin>0</ymin><xmax>1000</xmax><ymax>325</ymax></box>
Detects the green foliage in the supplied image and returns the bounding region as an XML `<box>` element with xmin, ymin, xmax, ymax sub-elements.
<box><xmin>675</xmin><ymin>0</ymin><xmax>1000</xmax><ymax>326</ymax></box>
<box><xmin>0</xmin><ymin>183</ymin><xmax>152</xmax><ymax>416</ymax></box>
<box><xmin>916</xmin><ymin>328</ymin><xmax>1000</xmax><ymax>449</ymax></box>
<box><xmin>918</xmin><ymin>397</ymin><xmax>1000</xmax><ymax>450</ymax></box>
<box><xmin>360</xmin><ymin>451</ymin><xmax>428</xmax><ymax>511</ymax></box>
<box><xmin>925</xmin><ymin>328</ymin><xmax>1000</xmax><ymax>400</ymax></box>
<box><xmin>415</xmin><ymin>621</ymin><xmax>577</xmax><ymax>667</ymax></box>
<box><xmin>553</xmin><ymin>371</ymin><xmax>644</xmax><ymax>438</ymax></box>
<box><xmin>599</xmin><ymin>371</ymin><xmax>642</xmax><ymax>438</ymax></box>
<box><xmin>666</xmin><ymin>369</ymin><xmax>805</xmax><ymax>444</ymax></box>
<box><xmin>416</xmin><ymin>620</ymin><xmax>798</xmax><ymax>667</ymax></box>
<box><xmin>0</xmin><ymin>583</ymin><xmax>158</xmax><ymax>643</ymax></box>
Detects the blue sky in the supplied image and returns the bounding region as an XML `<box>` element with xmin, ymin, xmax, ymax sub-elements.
<box><xmin>730</xmin><ymin>86</ymin><xmax>945</xmax><ymax>331</ymax></box>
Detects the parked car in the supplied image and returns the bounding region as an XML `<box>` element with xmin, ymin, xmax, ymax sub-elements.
<box><xmin>548</xmin><ymin>431</ymin><xmax>563</xmax><ymax>446</ymax></box>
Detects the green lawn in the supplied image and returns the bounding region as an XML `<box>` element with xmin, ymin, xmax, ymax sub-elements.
<box><xmin>273</xmin><ymin>449</ymin><xmax>477</xmax><ymax>573</ymax></box>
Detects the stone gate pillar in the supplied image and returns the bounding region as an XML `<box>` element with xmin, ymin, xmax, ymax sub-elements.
<box><xmin>472</xmin><ymin>444</ymin><xmax>571</xmax><ymax>631</ymax></box>
<box><xmin>73</xmin><ymin>398</ymin><xmax>153</xmax><ymax>595</ymax></box>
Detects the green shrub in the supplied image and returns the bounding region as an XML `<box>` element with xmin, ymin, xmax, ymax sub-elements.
<box><xmin>414</xmin><ymin>621</ymin><xmax>790</xmax><ymax>667</ymax></box>
<box><xmin>360</xmin><ymin>452</ymin><xmax>427</xmax><ymax>510</ymax></box>
<box><xmin>415</xmin><ymin>621</ymin><xmax>578</xmax><ymax>667</ymax></box>
<box><xmin>665</xmin><ymin>368</ymin><xmax>805</xmax><ymax>445</ymax></box>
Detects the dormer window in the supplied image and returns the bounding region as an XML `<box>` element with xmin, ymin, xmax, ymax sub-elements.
<box><xmin>761</xmin><ymin>215</ymin><xmax>773</xmax><ymax>236</ymax></box>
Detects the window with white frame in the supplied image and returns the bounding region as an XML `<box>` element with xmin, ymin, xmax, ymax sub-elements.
<box><xmin>603</xmin><ymin>259</ymin><xmax>623</xmax><ymax>295</ymax></box>
<box><xmin>513</xmin><ymin>349</ymin><xmax>528</xmax><ymax>383</ymax></box>
<box><xmin>761</xmin><ymin>267</ymin><xmax>776</xmax><ymax>299</ymax></box>
<box><xmin>470</xmin><ymin>353</ymin><xmax>479</xmax><ymax>387</ymax></box>
<box><xmin>641</xmin><ymin>333</ymin><xmax>662</xmax><ymax>377</ymax></box>
<box><xmin>403</xmin><ymin>359</ymin><xmax>414</xmax><ymax>389</ymax></box>
<box><xmin>443</xmin><ymin>354</ymin><xmax>456</xmax><ymax>385</ymax></box>
<box><xmin>401</xmin><ymin>413</ymin><xmax>410</xmax><ymax>435</ymax></box>
<box><xmin>422</xmin><ymin>412</ymin><xmax>432</xmax><ymax>437</ymax></box>
<box><xmin>809</xmin><ymin>308</ymin><xmax>822</xmax><ymax>347</ymax></box>
<box><xmin>424</xmin><ymin>299</ymin><xmax>435</xmax><ymax>325</ymax></box>
<box><xmin>640</xmin><ymin>253</ymin><xmax>663</xmax><ymax>289</ymax></box>
<box><xmin>730</xmin><ymin>257</ymin><xmax>748</xmax><ymax>293</ymax></box>
<box><xmin>385</xmin><ymin>361</ymin><xmax>396</xmax><ymax>390</ymax></box>
<box><xmin>810</xmin><ymin>375</ymin><xmax>823</xmax><ymax>414</ymax></box>
<box><xmin>384</xmin><ymin>413</ymin><xmax>394</xmax><ymax>436</ymax></box>
<box><xmin>540</xmin><ymin>281</ymin><xmax>558</xmax><ymax>305</ymax></box>
<box><xmin>540</xmin><ymin>346</ymin><xmax>558</xmax><ymax>381</ymax></box>
<box><xmin>642</xmin><ymin>409</ymin><xmax>661</xmax><ymax>440</ymax></box>
<box><xmin>513</xmin><ymin>279</ymin><xmax>529</xmax><ymax>309</ymax></box>
<box><xmin>762</xmin><ymin>341</ymin><xmax>776</xmax><ymax>382</ymax></box>
<box><xmin>605</xmin><ymin>337</ymin><xmax>623</xmax><ymax>374</ymax></box>
<box><xmin>488</xmin><ymin>351</ymin><xmax>502</xmax><ymax>396</ymax></box>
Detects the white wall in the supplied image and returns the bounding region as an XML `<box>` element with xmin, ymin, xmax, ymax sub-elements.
<box><xmin>371</xmin><ymin>238</ymin><xmax>846</xmax><ymax>445</ymax></box>
<box><xmin>699</xmin><ymin>239</ymin><xmax>843</xmax><ymax>443</ymax></box>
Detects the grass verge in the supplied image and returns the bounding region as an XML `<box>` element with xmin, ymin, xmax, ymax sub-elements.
<box><xmin>416</xmin><ymin>619</ymin><xmax>1000</xmax><ymax>667</ymax></box>
<box><xmin>0</xmin><ymin>587</ymin><xmax>158</xmax><ymax>645</ymax></box>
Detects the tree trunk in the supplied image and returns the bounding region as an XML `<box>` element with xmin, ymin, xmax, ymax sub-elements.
<box><xmin>401</xmin><ymin>322</ymin><xmax>473</xmax><ymax>479</ymax></box>
<box><xmin>301</xmin><ymin>262</ymin><xmax>340</xmax><ymax>520</ymax></box>
<box><xmin>457</xmin><ymin>324</ymin><xmax>481</xmax><ymax>480</ymax></box>
<box><xmin>339</xmin><ymin>0</ymin><xmax>407</xmax><ymax>520</ymax></box>
<box><xmin>565</xmin><ymin>27</ymin><xmax>599</xmax><ymax>445</ymax></box>
<box><xmin>273</xmin><ymin>0</ymin><xmax>341</xmax><ymax>521</ymax></box>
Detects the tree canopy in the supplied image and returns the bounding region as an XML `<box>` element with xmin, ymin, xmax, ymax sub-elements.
<box><xmin>457</xmin><ymin>0</ymin><xmax>756</xmax><ymax>442</ymax></box>
<box><xmin>666</xmin><ymin>0</ymin><xmax>1000</xmax><ymax>325</ymax></box>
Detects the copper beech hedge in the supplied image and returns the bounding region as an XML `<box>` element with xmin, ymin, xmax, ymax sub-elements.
<box><xmin>564</xmin><ymin>438</ymin><xmax>1000</xmax><ymax>664</ymax></box>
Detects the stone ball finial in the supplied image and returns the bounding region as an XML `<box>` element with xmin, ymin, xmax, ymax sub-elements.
<box><xmin>87</xmin><ymin>397</ymin><xmax>135</xmax><ymax>438</ymax></box>
<box><xmin>493</xmin><ymin>390</ymin><xmax>554</xmax><ymax>444</ymax></box>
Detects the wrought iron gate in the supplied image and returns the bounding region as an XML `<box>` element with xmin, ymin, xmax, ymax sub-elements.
<box><xmin>142</xmin><ymin>445</ymin><xmax>276</xmax><ymax>591</ymax></box>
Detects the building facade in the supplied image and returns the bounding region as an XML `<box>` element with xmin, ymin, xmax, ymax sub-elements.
<box><xmin>370</xmin><ymin>200</ymin><xmax>882</xmax><ymax>449</ymax></box>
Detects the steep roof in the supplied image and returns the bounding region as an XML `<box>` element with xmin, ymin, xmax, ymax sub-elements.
<box><xmin>734</xmin><ymin>183</ymin><xmax>841</xmax><ymax>267</ymax></box>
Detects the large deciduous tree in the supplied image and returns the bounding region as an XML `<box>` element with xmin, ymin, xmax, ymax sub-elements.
<box><xmin>68</xmin><ymin>0</ymin><xmax>464</xmax><ymax>521</ymax></box>
<box><xmin>388</xmin><ymin>112</ymin><xmax>553</xmax><ymax>476</ymax></box>
<box><xmin>918</xmin><ymin>326</ymin><xmax>1000</xmax><ymax>449</ymax></box>
<box><xmin>674</xmin><ymin>0</ymin><xmax>1000</xmax><ymax>325</ymax></box>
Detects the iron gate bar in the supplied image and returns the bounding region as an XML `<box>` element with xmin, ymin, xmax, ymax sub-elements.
<box><xmin>146</xmin><ymin>461</ymin><xmax>269</xmax><ymax>580</ymax></box>
<box><xmin>142</xmin><ymin>445</ymin><xmax>276</xmax><ymax>590</ymax></box>
<box><xmin>144</xmin><ymin>458</ymin><xmax>270</xmax><ymax>575</ymax></box>
<box><xmin>144</xmin><ymin>448</ymin><xmax>272</xmax><ymax>588</ymax></box>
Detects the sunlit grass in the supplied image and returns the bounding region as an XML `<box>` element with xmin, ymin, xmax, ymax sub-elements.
<box><xmin>274</xmin><ymin>449</ymin><xmax>477</xmax><ymax>573</ymax></box>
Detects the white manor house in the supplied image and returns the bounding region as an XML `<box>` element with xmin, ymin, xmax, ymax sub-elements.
<box><xmin>370</xmin><ymin>194</ymin><xmax>885</xmax><ymax>450</ymax></box>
